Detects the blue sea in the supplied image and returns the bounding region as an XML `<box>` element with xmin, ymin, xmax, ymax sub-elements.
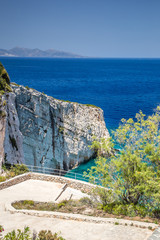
<box><xmin>1</xmin><ymin>57</ymin><xmax>160</xmax><ymax>175</ymax></box>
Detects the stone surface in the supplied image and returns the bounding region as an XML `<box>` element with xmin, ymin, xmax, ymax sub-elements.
<box><xmin>0</xmin><ymin>91</ymin><xmax>24</xmax><ymax>172</ymax></box>
<box><xmin>148</xmin><ymin>227</ymin><xmax>160</xmax><ymax>240</ymax></box>
<box><xmin>9</xmin><ymin>84</ymin><xmax>109</xmax><ymax>170</ymax></box>
<box><xmin>0</xmin><ymin>172</ymin><xmax>97</xmax><ymax>193</ymax></box>
<box><xmin>0</xmin><ymin>178</ymin><xmax>154</xmax><ymax>240</ymax></box>
<box><xmin>0</xmin><ymin>95</ymin><xmax>6</xmax><ymax>173</ymax></box>
<box><xmin>4</xmin><ymin>92</ymin><xmax>24</xmax><ymax>164</ymax></box>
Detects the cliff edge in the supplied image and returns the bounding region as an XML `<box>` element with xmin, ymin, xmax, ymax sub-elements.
<box><xmin>0</xmin><ymin>63</ymin><xmax>109</xmax><ymax>171</ymax></box>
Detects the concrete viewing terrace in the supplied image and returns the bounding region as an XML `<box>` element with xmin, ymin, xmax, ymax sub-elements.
<box><xmin>0</xmin><ymin>173</ymin><xmax>159</xmax><ymax>240</ymax></box>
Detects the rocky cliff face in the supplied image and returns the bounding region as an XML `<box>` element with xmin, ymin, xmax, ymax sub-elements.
<box><xmin>12</xmin><ymin>85</ymin><xmax>109</xmax><ymax>170</ymax></box>
<box><xmin>0</xmin><ymin>93</ymin><xmax>24</xmax><ymax>172</ymax></box>
<box><xmin>0</xmin><ymin>63</ymin><xmax>109</xmax><ymax>171</ymax></box>
<box><xmin>0</xmin><ymin>95</ymin><xmax>6</xmax><ymax>172</ymax></box>
<box><xmin>0</xmin><ymin>63</ymin><xmax>22</xmax><ymax>172</ymax></box>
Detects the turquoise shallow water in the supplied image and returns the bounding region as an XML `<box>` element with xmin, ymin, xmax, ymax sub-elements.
<box><xmin>67</xmin><ymin>159</ymin><xmax>96</xmax><ymax>181</ymax></box>
<box><xmin>0</xmin><ymin>57</ymin><xmax>160</xmax><ymax>178</ymax></box>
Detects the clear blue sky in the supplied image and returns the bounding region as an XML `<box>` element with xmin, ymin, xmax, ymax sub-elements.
<box><xmin>1</xmin><ymin>0</ymin><xmax>160</xmax><ymax>57</ymax></box>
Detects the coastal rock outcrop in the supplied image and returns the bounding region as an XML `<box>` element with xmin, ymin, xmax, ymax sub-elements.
<box><xmin>12</xmin><ymin>85</ymin><xmax>109</xmax><ymax>170</ymax></box>
<box><xmin>0</xmin><ymin>63</ymin><xmax>109</xmax><ymax>171</ymax></box>
<box><xmin>0</xmin><ymin>63</ymin><xmax>24</xmax><ymax>172</ymax></box>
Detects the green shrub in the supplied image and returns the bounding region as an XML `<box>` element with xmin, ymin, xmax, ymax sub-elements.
<box><xmin>38</xmin><ymin>230</ymin><xmax>65</xmax><ymax>240</ymax></box>
<box><xmin>103</xmin><ymin>203</ymin><xmax>149</xmax><ymax>218</ymax></box>
<box><xmin>152</xmin><ymin>208</ymin><xmax>160</xmax><ymax>218</ymax></box>
<box><xmin>58</xmin><ymin>127</ymin><xmax>64</xmax><ymax>134</ymax></box>
<box><xmin>10</xmin><ymin>164</ymin><xmax>29</xmax><ymax>176</ymax></box>
<box><xmin>114</xmin><ymin>222</ymin><xmax>119</xmax><ymax>225</ymax></box>
<box><xmin>84</xmin><ymin>104</ymin><xmax>99</xmax><ymax>108</ymax></box>
<box><xmin>0</xmin><ymin>63</ymin><xmax>12</xmax><ymax>93</ymax></box>
<box><xmin>2</xmin><ymin>227</ymin><xmax>66</xmax><ymax>240</ymax></box>
<box><xmin>112</xmin><ymin>204</ymin><xmax>128</xmax><ymax>216</ymax></box>
<box><xmin>0</xmin><ymin>176</ymin><xmax>6</xmax><ymax>182</ymax></box>
<box><xmin>103</xmin><ymin>202</ymin><xmax>116</xmax><ymax>214</ymax></box>
<box><xmin>57</xmin><ymin>200</ymin><xmax>68</xmax><ymax>209</ymax></box>
<box><xmin>3</xmin><ymin>227</ymin><xmax>31</xmax><ymax>240</ymax></box>
<box><xmin>25</xmin><ymin>86</ymin><xmax>30</xmax><ymax>90</ymax></box>
<box><xmin>126</xmin><ymin>204</ymin><xmax>137</xmax><ymax>217</ymax></box>
<box><xmin>135</xmin><ymin>205</ymin><xmax>148</xmax><ymax>217</ymax></box>
<box><xmin>0</xmin><ymin>90</ymin><xmax>5</xmax><ymax>95</ymax></box>
<box><xmin>79</xmin><ymin>197</ymin><xmax>93</xmax><ymax>206</ymax></box>
<box><xmin>23</xmin><ymin>200</ymin><xmax>34</xmax><ymax>206</ymax></box>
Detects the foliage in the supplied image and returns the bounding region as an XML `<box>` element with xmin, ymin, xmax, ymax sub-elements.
<box><xmin>12</xmin><ymin>197</ymin><xmax>95</xmax><ymax>214</ymax></box>
<box><xmin>0</xmin><ymin>164</ymin><xmax>29</xmax><ymax>182</ymax></box>
<box><xmin>0</xmin><ymin>176</ymin><xmax>6</xmax><ymax>182</ymax></box>
<box><xmin>58</xmin><ymin>127</ymin><xmax>64</xmax><ymax>134</ymax></box>
<box><xmin>9</xmin><ymin>164</ymin><xmax>29</xmax><ymax>177</ymax></box>
<box><xmin>57</xmin><ymin>200</ymin><xmax>68</xmax><ymax>209</ymax></box>
<box><xmin>86</xmin><ymin>106</ymin><xmax>160</xmax><ymax>217</ymax></box>
<box><xmin>3</xmin><ymin>227</ymin><xmax>31</xmax><ymax>240</ymax></box>
<box><xmin>1</xmin><ymin>227</ymin><xmax>65</xmax><ymax>240</ymax></box>
<box><xmin>25</xmin><ymin>86</ymin><xmax>30</xmax><ymax>90</ymax></box>
<box><xmin>0</xmin><ymin>62</ymin><xmax>12</xmax><ymax>93</ymax></box>
<box><xmin>102</xmin><ymin>202</ymin><xmax>148</xmax><ymax>217</ymax></box>
<box><xmin>0</xmin><ymin>225</ymin><xmax>4</xmax><ymax>233</ymax></box>
<box><xmin>38</xmin><ymin>230</ymin><xmax>65</xmax><ymax>240</ymax></box>
<box><xmin>84</xmin><ymin>104</ymin><xmax>99</xmax><ymax>108</ymax></box>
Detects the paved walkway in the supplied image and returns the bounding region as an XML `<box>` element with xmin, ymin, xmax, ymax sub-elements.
<box><xmin>0</xmin><ymin>179</ymin><xmax>154</xmax><ymax>240</ymax></box>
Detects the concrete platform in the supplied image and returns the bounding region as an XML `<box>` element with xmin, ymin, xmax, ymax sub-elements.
<box><xmin>0</xmin><ymin>179</ymin><xmax>154</xmax><ymax>240</ymax></box>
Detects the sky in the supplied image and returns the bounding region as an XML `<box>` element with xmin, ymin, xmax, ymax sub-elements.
<box><xmin>0</xmin><ymin>0</ymin><xmax>160</xmax><ymax>58</ymax></box>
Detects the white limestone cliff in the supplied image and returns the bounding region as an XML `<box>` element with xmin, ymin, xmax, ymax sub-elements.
<box><xmin>12</xmin><ymin>85</ymin><xmax>109</xmax><ymax>170</ymax></box>
<box><xmin>0</xmin><ymin>83</ymin><xmax>109</xmax><ymax>171</ymax></box>
<box><xmin>0</xmin><ymin>92</ymin><xmax>24</xmax><ymax>172</ymax></box>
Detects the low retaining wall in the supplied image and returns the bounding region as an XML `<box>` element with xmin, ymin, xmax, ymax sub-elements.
<box><xmin>0</xmin><ymin>172</ymin><xmax>96</xmax><ymax>193</ymax></box>
<box><xmin>30</xmin><ymin>173</ymin><xmax>96</xmax><ymax>193</ymax></box>
<box><xmin>0</xmin><ymin>173</ymin><xmax>31</xmax><ymax>190</ymax></box>
<box><xmin>6</xmin><ymin>202</ymin><xmax>158</xmax><ymax>230</ymax></box>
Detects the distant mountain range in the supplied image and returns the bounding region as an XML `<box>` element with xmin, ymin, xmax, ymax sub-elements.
<box><xmin>0</xmin><ymin>47</ymin><xmax>83</xmax><ymax>58</ymax></box>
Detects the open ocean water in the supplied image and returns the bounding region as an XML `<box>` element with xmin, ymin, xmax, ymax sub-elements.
<box><xmin>1</xmin><ymin>57</ymin><xmax>160</xmax><ymax>175</ymax></box>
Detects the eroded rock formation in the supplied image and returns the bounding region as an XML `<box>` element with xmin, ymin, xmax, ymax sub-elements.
<box><xmin>0</xmin><ymin>63</ymin><xmax>109</xmax><ymax>171</ymax></box>
<box><xmin>12</xmin><ymin>85</ymin><xmax>109</xmax><ymax>170</ymax></box>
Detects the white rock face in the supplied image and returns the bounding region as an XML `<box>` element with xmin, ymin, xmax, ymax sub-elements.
<box><xmin>4</xmin><ymin>92</ymin><xmax>24</xmax><ymax>164</ymax></box>
<box><xmin>11</xmin><ymin>85</ymin><xmax>109</xmax><ymax>170</ymax></box>
<box><xmin>0</xmin><ymin>95</ymin><xmax>6</xmax><ymax>173</ymax></box>
<box><xmin>0</xmin><ymin>92</ymin><xmax>24</xmax><ymax>172</ymax></box>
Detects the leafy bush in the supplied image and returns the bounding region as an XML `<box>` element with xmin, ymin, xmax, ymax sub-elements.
<box><xmin>86</xmin><ymin>107</ymin><xmax>160</xmax><ymax>217</ymax></box>
<box><xmin>23</xmin><ymin>200</ymin><xmax>35</xmax><ymax>206</ymax></box>
<box><xmin>0</xmin><ymin>225</ymin><xmax>4</xmax><ymax>232</ymax></box>
<box><xmin>79</xmin><ymin>197</ymin><xmax>93</xmax><ymax>206</ymax></box>
<box><xmin>0</xmin><ymin>63</ymin><xmax>12</xmax><ymax>93</ymax></box>
<box><xmin>57</xmin><ymin>200</ymin><xmax>68</xmax><ymax>209</ymax></box>
<box><xmin>38</xmin><ymin>230</ymin><xmax>65</xmax><ymax>240</ymax></box>
<box><xmin>0</xmin><ymin>176</ymin><xmax>6</xmax><ymax>182</ymax></box>
<box><xmin>0</xmin><ymin>164</ymin><xmax>29</xmax><ymax>181</ymax></box>
<box><xmin>3</xmin><ymin>227</ymin><xmax>31</xmax><ymax>240</ymax></box>
<box><xmin>2</xmin><ymin>227</ymin><xmax>66</xmax><ymax>240</ymax></box>
<box><xmin>103</xmin><ymin>203</ymin><xmax>151</xmax><ymax>218</ymax></box>
<box><xmin>9</xmin><ymin>164</ymin><xmax>29</xmax><ymax>176</ymax></box>
<box><xmin>25</xmin><ymin>86</ymin><xmax>30</xmax><ymax>90</ymax></box>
